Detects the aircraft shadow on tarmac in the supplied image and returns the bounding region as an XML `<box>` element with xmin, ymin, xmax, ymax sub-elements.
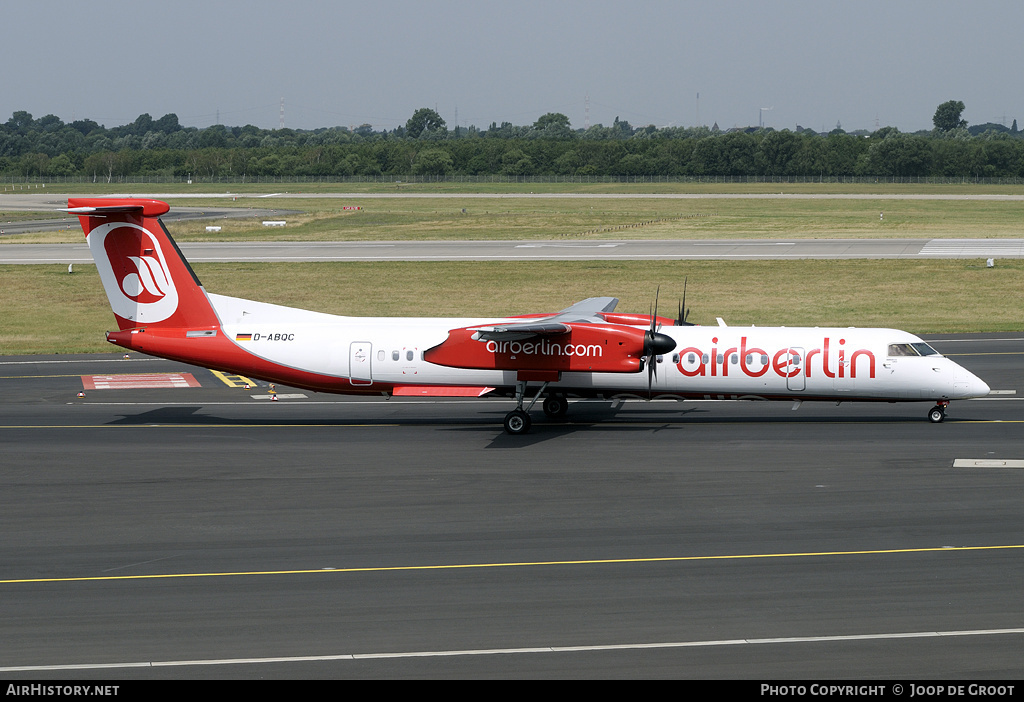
<box><xmin>456</xmin><ymin>402</ymin><xmax>957</xmax><ymax>448</ymax></box>
<box><xmin>102</xmin><ymin>402</ymin><xmax>974</xmax><ymax>443</ymax></box>
<box><xmin>107</xmin><ymin>406</ymin><xmax>223</xmax><ymax>425</ymax></box>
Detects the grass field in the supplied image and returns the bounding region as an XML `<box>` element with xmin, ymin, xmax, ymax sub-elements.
<box><xmin>4</xmin><ymin>189</ymin><xmax>1024</xmax><ymax>244</ymax></box>
<box><xmin>1</xmin><ymin>182</ymin><xmax>1020</xmax><ymax>355</ymax></box>
<box><xmin>1</xmin><ymin>258</ymin><xmax>1018</xmax><ymax>355</ymax></box>
<box><xmin>163</xmin><ymin>195</ymin><xmax>1024</xmax><ymax>243</ymax></box>
<box><xmin>6</xmin><ymin>180</ymin><xmax>1024</xmax><ymax>195</ymax></box>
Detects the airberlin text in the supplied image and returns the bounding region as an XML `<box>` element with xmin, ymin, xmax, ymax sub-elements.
<box><xmin>485</xmin><ymin>339</ymin><xmax>602</xmax><ymax>358</ymax></box>
<box><xmin>677</xmin><ymin>336</ymin><xmax>875</xmax><ymax>380</ymax></box>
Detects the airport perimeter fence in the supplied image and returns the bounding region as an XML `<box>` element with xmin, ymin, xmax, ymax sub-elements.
<box><xmin>4</xmin><ymin>174</ymin><xmax>1024</xmax><ymax>187</ymax></box>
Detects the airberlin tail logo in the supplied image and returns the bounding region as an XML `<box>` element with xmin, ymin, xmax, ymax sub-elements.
<box><xmin>88</xmin><ymin>222</ymin><xmax>179</xmax><ymax>323</ymax></box>
<box><xmin>112</xmin><ymin>250</ymin><xmax>171</xmax><ymax>303</ymax></box>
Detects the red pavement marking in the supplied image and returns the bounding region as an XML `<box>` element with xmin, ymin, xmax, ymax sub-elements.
<box><xmin>81</xmin><ymin>373</ymin><xmax>201</xmax><ymax>390</ymax></box>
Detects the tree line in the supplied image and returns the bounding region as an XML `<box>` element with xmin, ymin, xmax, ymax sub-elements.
<box><xmin>3</xmin><ymin>102</ymin><xmax>1023</xmax><ymax>180</ymax></box>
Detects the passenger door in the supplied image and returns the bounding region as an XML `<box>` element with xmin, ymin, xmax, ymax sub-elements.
<box><xmin>349</xmin><ymin>341</ymin><xmax>373</xmax><ymax>385</ymax></box>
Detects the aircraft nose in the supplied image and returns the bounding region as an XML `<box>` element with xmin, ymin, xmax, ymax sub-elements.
<box><xmin>954</xmin><ymin>366</ymin><xmax>990</xmax><ymax>399</ymax></box>
<box><xmin>970</xmin><ymin>374</ymin><xmax>991</xmax><ymax>398</ymax></box>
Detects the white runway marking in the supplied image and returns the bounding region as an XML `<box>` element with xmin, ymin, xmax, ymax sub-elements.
<box><xmin>918</xmin><ymin>239</ymin><xmax>1024</xmax><ymax>256</ymax></box>
<box><xmin>0</xmin><ymin>358</ymin><xmax>161</xmax><ymax>365</ymax></box>
<box><xmin>693</xmin><ymin>241</ymin><xmax>795</xmax><ymax>246</ymax></box>
<box><xmin>514</xmin><ymin>243</ymin><xmax>620</xmax><ymax>248</ymax></box>
<box><xmin>952</xmin><ymin>459</ymin><xmax>1024</xmax><ymax>468</ymax></box>
<box><xmin>3</xmin><ymin>627</ymin><xmax>1023</xmax><ymax>672</ymax></box>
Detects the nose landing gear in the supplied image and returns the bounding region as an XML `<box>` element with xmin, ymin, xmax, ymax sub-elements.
<box><xmin>928</xmin><ymin>400</ymin><xmax>950</xmax><ymax>423</ymax></box>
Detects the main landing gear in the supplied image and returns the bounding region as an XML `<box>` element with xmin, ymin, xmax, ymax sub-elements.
<box><xmin>503</xmin><ymin>409</ymin><xmax>532</xmax><ymax>435</ymax></box>
<box><xmin>503</xmin><ymin>381</ymin><xmax>568</xmax><ymax>435</ymax></box>
<box><xmin>928</xmin><ymin>400</ymin><xmax>950</xmax><ymax>424</ymax></box>
<box><xmin>542</xmin><ymin>394</ymin><xmax>569</xmax><ymax>419</ymax></box>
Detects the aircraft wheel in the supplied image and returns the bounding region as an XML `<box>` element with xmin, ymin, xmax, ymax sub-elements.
<box><xmin>928</xmin><ymin>406</ymin><xmax>946</xmax><ymax>424</ymax></box>
<box><xmin>542</xmin><ymin>395</ymin><xmax>568</xmax><ymax>418</ymax></box>
<box><xmin>504</xmin><ymin>409</ymin><xmax>532</xmax><ymax>435</ymax></box>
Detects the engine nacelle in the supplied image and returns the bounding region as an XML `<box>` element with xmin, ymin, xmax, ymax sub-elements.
<box><xmin>599</xmin><ymin>312</ymin><xmax>676</xmax><ymax>327</ymax></box>
<box><xmin>424</xmin><ymin>323</ymin><xmax>654</xmax><ymax>373</ymax></box>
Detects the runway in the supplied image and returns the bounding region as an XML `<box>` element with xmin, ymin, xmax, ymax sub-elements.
<box><xmin>5</xmin><ymin>191</ymin><xmax>1022</xmax><ymax>261</ymax></box>
<box><xmin>0</xmin><ymin>335</ymin><xmax>1021</xmax><ymax>678</ymax></box>
<box><xmin>0</xmin><ymin>205</ymin><xmax>296</xmax><ymax>238</ymax></box>
<box><xmin>4</xmin><ymin>238</ymin><xmax>1024</xmax><ymax>263</ymax></box>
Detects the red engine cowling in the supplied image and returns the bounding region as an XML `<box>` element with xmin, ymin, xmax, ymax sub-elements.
<box><xmin>424</xmin><ymin>323</ymin><xmax>650</xmax><ymax>373</ymax></box>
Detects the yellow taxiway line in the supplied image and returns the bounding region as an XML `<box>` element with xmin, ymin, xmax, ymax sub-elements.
<box><xmin>4</xmin><ymin>544</ymin><xmax>1023</xmax><ymax>586</ymax></box>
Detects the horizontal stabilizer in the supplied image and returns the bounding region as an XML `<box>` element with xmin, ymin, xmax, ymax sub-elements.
<box><xmin>64</xmin><ymin>199</ymin><xmax>170</xmax><ymax>217</ymax></box>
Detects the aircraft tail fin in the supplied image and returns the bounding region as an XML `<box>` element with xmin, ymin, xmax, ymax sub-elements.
<box><xmin>68</xmin><ymin>198</ymin><xmax>220</xmax><ymax>332</ymax></box>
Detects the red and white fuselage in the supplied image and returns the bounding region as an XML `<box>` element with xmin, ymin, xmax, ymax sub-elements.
<box><xmin>191</xmin><ymin>295</ymin><xmax>987</xmax><ymax>403</ymax></box>
<box><xmin>69</xmin><ymin>198</ymin><xmax>990</xmax><ymax>430</ymax></box>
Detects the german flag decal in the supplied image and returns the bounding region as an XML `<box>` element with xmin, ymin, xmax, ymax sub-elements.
<box><xmin>235</xmin><ymin>333</ymin><xmax>253</xmax><ymax>341</ymax></box>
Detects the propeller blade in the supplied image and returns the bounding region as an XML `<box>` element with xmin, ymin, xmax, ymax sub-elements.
<box><xmin>679</xmin><ymin>277</ymin><xmax>687</xmax><ymax>325</ymax></box>
<box><xmin>647</xmin><ymin>289</ymin><xmax>658</xmax><ymax>398</ymax></box>
<box><xmin>648</xmin><ymin>352</ymin><xmax>655</xmax><ymax>391</ymax></box>
<box><xmin>644</xmin><ymin>287</ymin><xmax>676</xmax><ymax>397</ymax></box>
<box><xmin>676</xmin><ymin>276</ymin><xmax>696</xmax><ymax>326</ymax></box>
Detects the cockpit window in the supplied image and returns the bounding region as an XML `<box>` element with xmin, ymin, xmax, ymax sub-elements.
<box><xmin>888</xmin><ymin>342</ymin><xmax>942</xmax><ymax>357</ymax></box>
<box><xmin>888</xmin><ymin>343</ymin><xmax>917</xmax><ymax>356</ymax></box>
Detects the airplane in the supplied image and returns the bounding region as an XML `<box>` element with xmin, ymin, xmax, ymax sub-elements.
<box><xmin>66</xmin><ymin>197</ymin><xmax>991</xmax><ymax>434</ymax></box>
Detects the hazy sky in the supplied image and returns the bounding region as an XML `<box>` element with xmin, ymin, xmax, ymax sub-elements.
<box><xmin>6</xmin><ymin>0</ymin><xmax>1023</xmax><ymax>133</ymax></box>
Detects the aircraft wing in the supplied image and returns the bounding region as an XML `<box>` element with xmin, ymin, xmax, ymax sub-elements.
<box><xmin>469</xmin><ymin>297</ymin><xmax>618</xmax><ymax>341</ymax></box>
<box><xmin>426</xmin><ymin>296</ymin><xmax>676</xmax><ymax>375</ymax></box>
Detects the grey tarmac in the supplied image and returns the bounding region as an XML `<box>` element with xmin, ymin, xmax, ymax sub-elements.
<box><xmin>3</xmin><ymin>238</ymin><xmax>1024</xmax><ymax>263</ymax></box>
<box><xmin>0</xmin><ymin>335</ymin><xmax>1022</xmax><ymax>678</ymax></box>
